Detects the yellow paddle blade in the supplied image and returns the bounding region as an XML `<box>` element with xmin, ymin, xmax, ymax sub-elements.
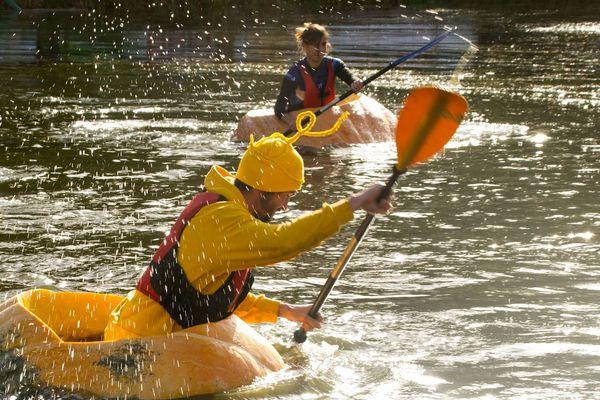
<box><xmin>395</xmin><ymin>87</ymin><xmax>468</xmax><ymax>168</ymax></box>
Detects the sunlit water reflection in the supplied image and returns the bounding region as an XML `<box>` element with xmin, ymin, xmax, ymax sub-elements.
<box><xmin>1</xmin><ymin>3</ymin><xmax>599</xmax><ymax>399</ymax></box>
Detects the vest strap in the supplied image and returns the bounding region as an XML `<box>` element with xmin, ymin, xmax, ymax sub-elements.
<box><xmin>136</xmin><ymin>191</ymin><xmax>254</xmax><ymax>328</ymax></box>
<box><xmin>300</xmin><ymin>58</ymin><xmax>336</xmax><ymax>108</ymax></box>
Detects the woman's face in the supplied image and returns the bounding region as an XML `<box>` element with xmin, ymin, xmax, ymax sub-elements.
<box><xmin>303</xmin><ymin>37</ymin><xmax>328</xmax><ymax>66</ymax></box>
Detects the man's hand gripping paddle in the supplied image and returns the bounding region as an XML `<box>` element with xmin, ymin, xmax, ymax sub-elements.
<box><xmin>293</xmin><ymin>86</ymin><xmax>469</xmax><ymax>343</ymax></box>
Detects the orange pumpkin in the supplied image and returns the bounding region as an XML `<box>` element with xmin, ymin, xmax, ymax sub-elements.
<box><xmin>0</xmin><ymin>289</ymin><xmax>284</xmax><ymax>399</ymax></box>
<box><xmin>233</xmin><ymin>94</ymin><xmax>396</xmax><ymax>148</ymax></box>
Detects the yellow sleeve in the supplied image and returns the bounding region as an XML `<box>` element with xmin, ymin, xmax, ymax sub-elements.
<box><xmin>233</xmin><ymin>292</ymin><xmax>280</xmax><ymax>324</ymax></box>
<box><xmin>178</xmin><ymin>198</ymin><xmax>353</xmax><ymax>285</ymax></box>
<box><xmin>218</xmin><ymin>199</ymin><xmax>351</xmax><ymax>268</ymax></box>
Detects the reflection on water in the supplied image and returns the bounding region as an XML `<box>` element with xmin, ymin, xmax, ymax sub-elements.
<box><xmin>1</xmin><ymin>2</ymin><xmax>599</xmax><ymax>400</ymax></box>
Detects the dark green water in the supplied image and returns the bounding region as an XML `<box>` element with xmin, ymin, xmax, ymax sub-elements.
<box><xmin>1</xmin><ymin>3</ymin><xmax>599</xmax><ymax>399</ymax></box>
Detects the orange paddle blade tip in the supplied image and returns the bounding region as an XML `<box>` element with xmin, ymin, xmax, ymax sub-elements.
<box><xmin>395</xmin><ymin>87</ymin><xmax>468</xmax><ymax>168</ymax></box>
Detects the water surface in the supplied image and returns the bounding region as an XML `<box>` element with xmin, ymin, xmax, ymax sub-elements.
<box><xmin>0</xmin><ymin>3</ymin><xmax>599</xmax><ymax>399</ymax></box>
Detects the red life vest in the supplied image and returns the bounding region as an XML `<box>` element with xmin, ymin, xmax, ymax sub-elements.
<box><xmin>299</xmin><ymin>58</ymin><xmax>336</xmax><ymax>107</ymax></box>
<box><xmin>136</xmin><ymin>191</ymin><xmax>253</xmax><ymax>328</ymax></box>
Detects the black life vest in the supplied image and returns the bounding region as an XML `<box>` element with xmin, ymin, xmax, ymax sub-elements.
<box><xmin>136</xmin><ymin>191</ymin><xmax>253</xmax><ymax>328</ymax></box>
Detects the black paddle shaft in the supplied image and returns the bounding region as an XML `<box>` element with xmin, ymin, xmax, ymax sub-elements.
<box><xmin>293</xmin><ymin>166</ymin><xmax>406</xmax><ymax>343</ymax></box>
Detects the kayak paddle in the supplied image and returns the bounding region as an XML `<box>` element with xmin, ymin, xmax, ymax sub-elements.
<box><xmin>283</xmin><ymin>29</ymin><xmax>455</xmax><ymax>137</ymax></box>
<box><xmin>293</xmin><ymin>86</ymin><xmax>469</xmax><ymax>343</ymax></box>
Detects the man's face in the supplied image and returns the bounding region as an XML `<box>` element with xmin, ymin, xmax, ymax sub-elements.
<box><xmin>253</xmin><ymin>190</ymin><xmax>297</xmax><ymax>222</ymax></box>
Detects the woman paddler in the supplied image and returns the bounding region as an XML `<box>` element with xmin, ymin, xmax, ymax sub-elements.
<box><xmin>103</xmin><ymin>111</ymin><xmax>391</xmax><ymax>341</ymax></box>
<box><xmin>274</xmin><ymin>22</ymin><xmax>363</xmax><ymax>122</ymax></box>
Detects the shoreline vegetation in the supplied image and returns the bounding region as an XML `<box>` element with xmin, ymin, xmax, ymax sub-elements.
<box><xmin>3</xmin><ymin>0</ymin><xmax>597</xmax><ymax>15</ymax></box>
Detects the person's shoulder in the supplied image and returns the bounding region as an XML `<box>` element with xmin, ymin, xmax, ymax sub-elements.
<box><xmin>328</xmin><ymin>56</ymin><xmax>345</xmax><ymax>68</ymax></box>
<box><xmin>192</xmin><ymin>200</ymin><xmax>253</xmax><ymax>226</ymax></box>
<box><xmin>287</xmin><ymin>61</ymin><xmax>303</xmax><ymax>72</ymax></box>
<box><xmin>284</xmin><ymin>61</ymin><xmax>303</xmax><ymax>81</ymax></box>
<box><xmin>204</xmin><ymin>201</ymin><xmax>272</xmax><ymax>228</ymax></box>
<box><xmin>207</xmin><ymin>198</ymin><xmax>247</xmax><ymax>212</ymax></box>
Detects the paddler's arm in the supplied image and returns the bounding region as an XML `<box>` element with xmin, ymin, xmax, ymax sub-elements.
<box><xmin>333</xmin><ymin>58</ymin><xmax>363</xmax><ymax>92</ymax></box>
<box><xmin>209</xmin><ymin>184</ymin><xmax>391</xmax><ymax>269</ymax></box>
<box><xmin>275</xmin><ymin>66</ymin><xmax>307</xmax><ymax>119</ymax></box>
<box><xmin>233</xmin><ymin>292</ymin><xmax>280</xmax><ymax>323</ymax></box>
<box><xmin>234</xmin><ymin>293</ymin><xmax>322</xmax><ymax>331</ymax></box>
<box><xmin>226</xmin><ymin>198</ymin><xmax>354</xmax><ymax>267</ymax></box>
<box><xmin>274</xmin><ymin>73</ymin><xmax>296</xmax><ymax>119</ymax></box>
<box><xmin>248</xmin><ymin>185</ymin><xmax>391</xmax><ymax>264</ymax></box>
<box><xmin>227</xmin><ymin>185</ymin><xmax>390</xmax><ymax>325</ymax></box>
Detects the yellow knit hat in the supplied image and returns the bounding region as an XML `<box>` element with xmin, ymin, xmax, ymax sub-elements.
<box><xmin>236</xmin><ymin>110</ymin><xmax>349</xmax><ymax>192</ymax></box>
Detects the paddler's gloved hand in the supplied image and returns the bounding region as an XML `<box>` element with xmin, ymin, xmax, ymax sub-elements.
<box><xmin>351</xmin><ymin>80</ymin><xmax>364</xmax><ymax>93</ymax></box>
<box><xmin>348</xmin><ymin>184</ymin><xmax>393</xmax><ymax>215</ymax></box>
<box><xmin>279</xmin><ymin>303</ymin><xmax>323</xmax><ymax>332</ymax></box>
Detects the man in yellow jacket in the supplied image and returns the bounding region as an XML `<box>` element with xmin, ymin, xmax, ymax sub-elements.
<box><xmin>104</xmin><ymin>115</ymin><xmax>392</xmax><ymax>341</ymax></box>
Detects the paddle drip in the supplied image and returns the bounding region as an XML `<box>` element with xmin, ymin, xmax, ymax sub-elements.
<box><xmin>449</xmin><ymin>34</ymin><xmax>479</xmax><ymax>86</ymax></box>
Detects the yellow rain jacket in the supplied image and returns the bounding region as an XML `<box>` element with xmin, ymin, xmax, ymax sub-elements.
<box><xmin>104</xmin><ymin>165</ymin><xmax>353</xmax><ymax>340</ymax></box>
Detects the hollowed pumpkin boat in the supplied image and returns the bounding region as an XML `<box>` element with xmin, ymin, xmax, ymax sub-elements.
<box><xmin>233</xmin><ymin>94</ymin><xmax>396</xmax><ymax>147</ymax></box>
<box><xmin>0</xmin><ymin>289</ymin><xmax>284</xmax><ymax>399</ymax></box>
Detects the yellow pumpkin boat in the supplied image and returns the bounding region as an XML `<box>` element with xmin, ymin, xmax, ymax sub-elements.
<box><xmin>0</xmin><ymin>289</ymin><xmax>285</xmax><ymax>399</ymax></box>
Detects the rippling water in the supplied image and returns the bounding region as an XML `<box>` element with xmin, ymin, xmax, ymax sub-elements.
<box><xmin>1</xmin><ymin>3</ymin><xmax>599</xmax><ymax>399</ymax></box>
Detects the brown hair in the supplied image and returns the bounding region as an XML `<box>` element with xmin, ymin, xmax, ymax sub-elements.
<box><xmin>294</xmin><ymin>22</ymin><xmax>331</xmax><ymax>53</ymax></box>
